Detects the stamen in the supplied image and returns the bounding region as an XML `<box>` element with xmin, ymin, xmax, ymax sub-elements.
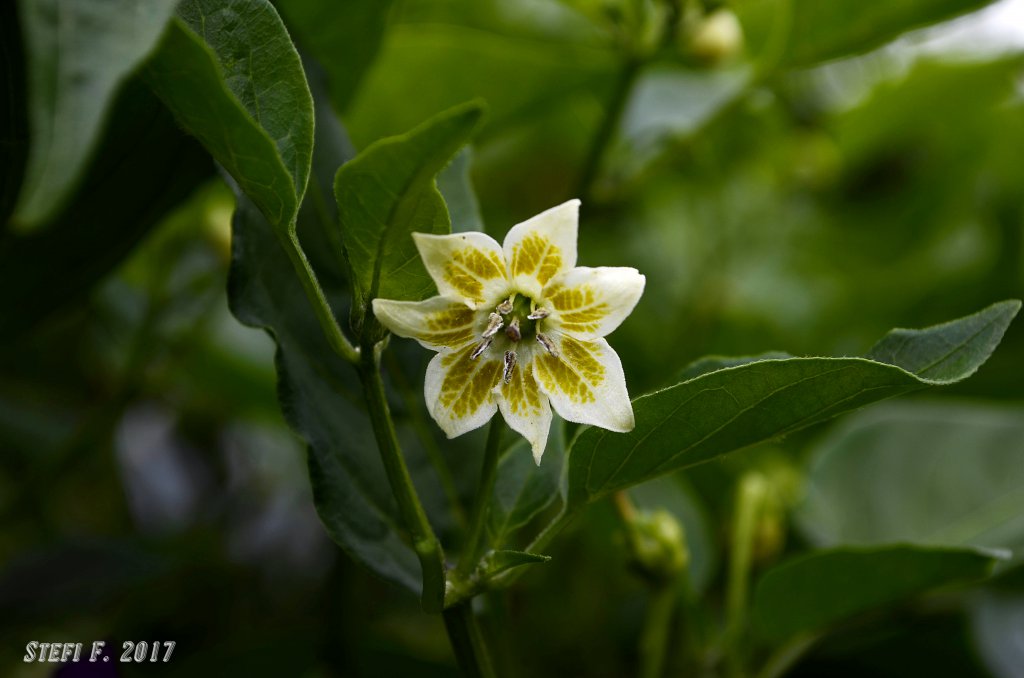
<box><xmin>496</xmin><ymin>299</ymin><xmax>513</xmax><ymax>315</ymax></box>
<box><xmin>503</xmin><ymin>350</ymin><xmax>517</xmax><ymax>384</ymax></box>
<box><xmin>482</xmin><ymin>312</ymin><xmax>504</xmax><ymax>338</ymax></box>
<box><xmin>527</xmin><ymin>308</ymin><xmax>549</xmax><ymax>320</ymax></box>
<box><xmin>505</xmin><ymin>318</ymin><xmax>521</xmax><ymax>342</ymax></box>
<box><xmin>536</xmin><ymin>332</ymin><xmax>558</xmax><ymax>358</ymax></box>
<box><xmin>470</xmin><ymin>337</ymin><xmax>492</xmax><ymax>359</ymax></box>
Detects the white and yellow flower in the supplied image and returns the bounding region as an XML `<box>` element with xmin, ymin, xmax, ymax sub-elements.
<box><xmin>372</xmin><ymin>199</ymin><xmax>645</xmax><ymax>463</ymax></box>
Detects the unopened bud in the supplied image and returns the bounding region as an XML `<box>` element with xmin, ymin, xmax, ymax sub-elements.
<box><xmin>626</xmin><ymin>508</ymin><xmax>689</xmax><ymax>585</ymax></box>
<box><xmin>687</xmin><ymin>9</ymin><xmax>744</xmax><ymax>65</ymax></box>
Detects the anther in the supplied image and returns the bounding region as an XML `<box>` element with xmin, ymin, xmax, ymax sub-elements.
<box><xmin>503</xmin><ymin>350</ymin><xmax>517</xmax><ymax>384</ymax></box>
<box><xmin>527</xmin><ymin>307</ymin><xmax>549</xmax><ymax>320</ymax></box>
<box><xmin>482</xmin><ymin>312</ymin><xmax>504</xmax><ymax>338</ymax></box>
<box><xmin>536</xmin><ymin>333</ymin><xmax>558</xmax><ymax>358</ymax></box>
<box><xmin>470</xmin><ymin>338</ymin><xmax>492</xmax><ymax>359</ymax></box>
<box><xmin>496</xmin><ymin>299</ymin><xmax>513</xmax><ymax>315</ymax></box>
<box><xmin>505</xmin><ymin>318</ymin><xmax>521</xmax><ymax>342</ymax></box>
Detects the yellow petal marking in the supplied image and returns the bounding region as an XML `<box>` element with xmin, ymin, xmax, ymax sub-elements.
<box><xmin>499</xmin><ymin>356</ymin><xmax>545</xmax><ymax>418</ymax></box>
<box><xmin>439</xmin><ymin>343</ymin><xmax>503</xmax><ymax>418</ymax></box>
<box><xmin>545</xmin><ymin>282</ymin><xmax>609</xmax><ymax>335</ymax></box>
<box><xmin>511</xmin><ymin>234</ymin><xmax>562</xmax><ymax>287</ymax></box>
<box><xmin>534</xmin><ymin>336</ymin><xmax>606</xmax><ymax>404</ymax></box>
<box><xmin>420</xmin><ymin>306</ymin><xmax>477</xmax><ymax>348</ymax></box>
<box><xmin>443</xmin><ymin>248</ymin><xmax>507</xmax><ymax>306</ymax></box>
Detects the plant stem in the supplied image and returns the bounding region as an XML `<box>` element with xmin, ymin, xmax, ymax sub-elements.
<box><xmin>279</xmin><ymin>229</ymin><xmax>359</xmax><ymax>363</ymax></box>
<box><xmin>385</xmin><ymin>349</ymin><xmax>468</xmax><ymax>529</ymax></box>
<box><xmin>724</xmin><ymin>473</ymin><xmax>767</xmax><ymax>677</ymax></box>
<box><xmin>358</xmin><ymin>344</ymin><xmax>446</xmax><ymax>612</ymax></box>
<box><xmin>576</xmin><ymin>56</ymin><xmax>642</xmax><ymax>201</ymax></box>
<box><xmin>458</xmin><ymin>418</ymin><xmax>504</xmax><ymax>577</ymax></box>
<box><xmin>443</xmin><ymin>601</ymin><xmax>497</xmax><ymax>678</ymax></box>
<box><xmin>640</xmin><ymin>584</ymin><xmax>678</xmax><ymax>678</ymax></box>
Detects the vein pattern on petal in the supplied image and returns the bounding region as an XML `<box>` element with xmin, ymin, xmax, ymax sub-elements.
<box><xmin>503</xmin><ymin>200</ymin><xmax>578</xmax><ymax>298</ymax></box>
<box><xmin>494</xmin><ymin>352</ymin><xmax>551</xmax><ymax>462</ymax></box>
<box><xmin>544</xmin><ymin>267</ymin><xmax>646</xmax><ymax>340</ymax></box>
<box><xmin>533</xmin><ymin>335</ymin><xmax>634</xmax><ymax>432</ymax></box>
<box><xmin>425</xmin><ymin>343</ymin><xmax>503</xmax><ymax>438</ymax></box>
<box><xmin>372</xmin><ymin>296</ymin><xmax>478</xmax><ymax>351</ymax></box>
<box><xmin>414</xmin><ymin>232</ymin><xmax>508</xmax><ymax>307</ymax></box>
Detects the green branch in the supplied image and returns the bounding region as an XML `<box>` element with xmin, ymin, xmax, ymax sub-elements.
<box><xmin>358</xmin><ymin>342</ymin><xmax>446</xmax><ymax>612</ymax></box>
<box><xmin>279</xmin><ymin>229</ymin><xmax>360</xmax><ymax>363</ymax></box>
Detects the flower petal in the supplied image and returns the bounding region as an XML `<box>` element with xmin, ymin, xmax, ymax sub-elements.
<box><xmin>532</xmin><ymin>334</ymin><xmax>634</xmax><ymax>432</ymax></box>
<box><xmin>372</xmin><ymin>296</ymin><xmax>480</xmax><ymax>351</ymax></box>
<box><xmin>413</xmin><ymin>232</ymin><xmax>509</xmax><ymax>308</ymax></box>
<box><xmin>493</xmin><ymin>351</ymin><xmax>552</xmax><ymax>464</ymax></box>
<box><xmin>502</xmin><ymin>199</ymin><xmax>579</xmax><ymax>299</ymax></box>
<box><xmin>425</xmin><ymin>343</ymin><xmax>503</xmax><ymax>439</ymax></box>
<box><xmin>543</xmin><ymin>266</ymin><xmax>645</xmax><ymax>340</ymax></box>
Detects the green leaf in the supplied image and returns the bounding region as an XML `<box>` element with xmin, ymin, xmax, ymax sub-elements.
<box><xmin>737</xmin><ymin>0</ymin><xmax>1000</xmax><ymax>69</ymax></box>
<box><xmin>144</xmin><ymin>0</ymin><xmax>313</xmax><ymax>232</ymax></box>
<box><xmin>480</xmin><ymin>549</ymin><xmax>551</xmax><ymax>578</ymax></box>
<box><xmin>11</xmin><ymin>0</ymin><xmax>177</xmax><ymax>230</ymax></box>
<box><xmin>797</xmin><ymin>401</ymin><xmax>1024</xmax><ymax>555</ymax></box>
<box><xmin>0</xmin><ymin>81</ymin><xmax>211</xmax><ymax>345</ymax></box>
<box><xmin>333</xmin><ymin>101</ymin><xmax>484</xmax><ymax>309</ymax></box>
<box><xmin>752</xmin><ymin>545</ymin><xmax>1000</xmax><ymax>640</ymax></box>
<box><xmin>227</xmin><ymin>80</ymin><xmax>450</xmax><ymax>596</ymax></box>
<box><xmin>865</xmin><ymin>302</ymin><xmax>1020</xmax><ymax>382</ymax></box>
<box><xmin>566</xmin><ymin>301</ymin><xmax>1019</xmax><ymax>507</ymax></box>
<box><xmin>488</xmin><ymin>420</ymin><xmax>566</xmax><ymax>550</ymax></box>
<box><xmin>275</xmin><ymin>0</ymin><xmax>393</xmax><ymax>112</ymax></box>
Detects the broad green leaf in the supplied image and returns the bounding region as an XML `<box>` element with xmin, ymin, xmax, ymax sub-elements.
<box><xmin>334</xmin><ymin>102</ymin><xmax>484</xmax><ymax>309</ymax></box>
<box><xmin>752</xmin><ymin>545</ymin><xmax>1000</xmax><ymax>640</ymax></box>
<box><xmin>488</xmin><ymin>419</ymin><xmax>566</xmax><ymax>550</ymax></box>
<box><xmin>567</xmin><ymin>301</ymin><xmax>1019</xmax><ymax>507</ymax></box>
<box><xmin>11</xmin><ymin>0</ymin><xmax>177</xmax><ymax>230</ymax></box>
<box><xmin>144</xmin><ymin>0</ymin><xmax>313</xmax><ymax>232</ymax></box>
<box><xmin>797</xmin><ymin>401</ymin><xmax>1024</xmax><ymax>555</ymax></box>
<box><xmin>629</xmin><ymin>476</ymin><xmax>717</xmax><ymax>595</ymax></box>
<box><xmin>275</xmin><ymin>0</ymin><xmax>393</xmax><ymax>112</ymax></box>
<box><xmin>0</xmin><ymin>81</ymin><xmax>211</xmax><ymax>345</ymax></box>
<box><xmin>736</xmin><ymin>0</ymin><xmax>1000</xmax><ymax>69</ymax></box>
<box><xmin>227</xmin><ymin>82</ymin><xmax>451</xmax><ymax>596</ymax></box>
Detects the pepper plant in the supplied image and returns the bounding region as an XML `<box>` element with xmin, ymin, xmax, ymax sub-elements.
<box><xmin>3</xmin><ymin>0</ymin><xmax>1024</xmax><ymax>676</ymax></box>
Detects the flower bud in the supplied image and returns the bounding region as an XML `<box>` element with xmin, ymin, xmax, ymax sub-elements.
<box><xmin>624</xmin><ymin>508</ymin><xmax>689</xmax><ymax>585</ymax></box>
<box><xmin>687</xmin><ymin>9</ymin><xmax>744</xmax><ymax>65</ymax></box>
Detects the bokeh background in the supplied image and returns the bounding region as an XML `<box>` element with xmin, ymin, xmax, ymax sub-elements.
<box><xmin>2</xmin><ymin>0</ymin><xmax>1023</xmax><ymax>675</ymax></box>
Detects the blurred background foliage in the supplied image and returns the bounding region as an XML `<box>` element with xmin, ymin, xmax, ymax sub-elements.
<box><xmin>1</xmin><ymin>0</ymin><xmax>1023</xmax><ymax>675</ymax></box>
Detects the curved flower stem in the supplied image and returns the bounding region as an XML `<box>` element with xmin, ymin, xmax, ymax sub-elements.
<box><xmin>384</xmin><ymin>350</ymin><xmax>468</xmax><ymax>529</ymax></box>
<box><xmin>724</xmin><ymin>473</ymin><xmax>768</xmax><ymax>677</ymax></box>
<box><xmin>576</xmin><ymin>56</ymin><xmax>642</xmax><ymax>202</ymax></box>
<box><xmin>640</xmin><ymin>584</ymin><xmax>678</xmax><ymax>678</ymax></box>
<box><xmin>443</xmin><ymin>601</ymin><xmax>497</xmax><ymax>678</ymax></box>
<box><xmin>358</xmin><ymin>342</ymin><xmax>446</xmax><ymax>612</ymax></box>
<box><xmin>458</xmin><ymin>417</ymin><xmax>504</xmax><ymax>577</ymax></box>
<box><xmin>279</xmin><ymin>229</ymin><xmax>360</xmax><ymax>364</ymax></box>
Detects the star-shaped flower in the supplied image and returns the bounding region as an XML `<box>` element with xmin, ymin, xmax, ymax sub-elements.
<box><xmin>372</xmin><ymin>199</ymin><xmax>645</xmax><ymax>463</ymax></box>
